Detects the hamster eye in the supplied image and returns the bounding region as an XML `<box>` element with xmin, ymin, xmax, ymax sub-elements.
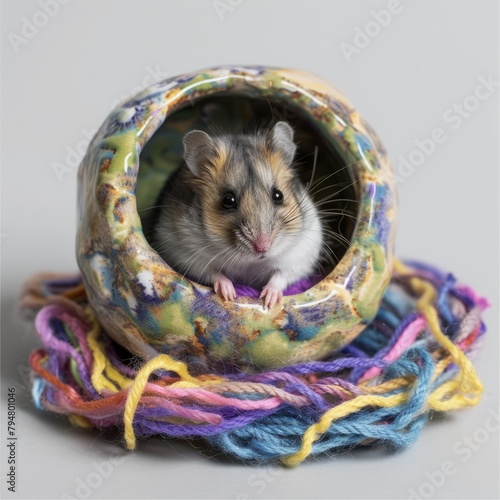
<box><xmin>221</xmin><ymin>192</ymin><xmax>237</xmax><ymax>209</ymax></box>
<box><xmin>272</xmin><ymin>188</ymin><xmax>284</xmax><ymax>205</ymax></box>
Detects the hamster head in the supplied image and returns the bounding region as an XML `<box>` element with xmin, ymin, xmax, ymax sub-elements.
<box><xmin>183</xmin><ymin>121</ymin><xmax>307</xmax><ymax>261</ymax></box>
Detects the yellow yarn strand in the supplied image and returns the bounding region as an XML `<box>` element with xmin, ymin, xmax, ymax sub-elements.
<box><xmin>104</xmin><ymin>362</ymin><xmax>133</xmax><ymax>390</ymax></box>
<box><xmin>86</xmin><ymin>308</ymin><xmax>133</xmax><ymax>392</ymax></box>
<box><xmin>362</xmin><ymin>376</ymin><xmax>413</xmax><ymax>393</ymax></box>
<box><xmin>124</xmin><ymin>354</ymin><xmax>207</xmax><ymax>450</ymax></box>
<box><xmin>394</xmin><ymin>260</ymin><xmax>483</xmax><ymax>411</ymax></box>
<box><xmin>282</xmin><ymin>260</ymin><xmax>484</xmax><ymax>466</ymax></box>
<box><xmin>68</xmin><ymin>413</ymin><xmax>94</xmax><ymax>429</ymax></box>
<box><xmin>281</xmin><ymin>393</ymin><xmax>407</xmax><ymax>467</ymax></box>
<box><xmin>87</xmin><ymin>318</ymin><xmax>118</xmax><ymax>393</ymax></box>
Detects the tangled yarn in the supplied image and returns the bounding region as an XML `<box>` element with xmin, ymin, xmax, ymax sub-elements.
<box><xmin>21</xmin><ymin>260</ymin><xmax>488</xmax><ymax>466</ymax></box>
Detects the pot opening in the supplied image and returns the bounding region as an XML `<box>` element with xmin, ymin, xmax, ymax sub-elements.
<box><xmin>137</xmin><ymin>95</ymin><xmax>359</xmax><ymax>280</ymax></box>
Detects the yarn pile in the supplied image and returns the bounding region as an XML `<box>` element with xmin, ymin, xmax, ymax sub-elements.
<box><xmin>21</xmin><ymin>260</ymin><xmax>487</xmax><ymax>466</ymax></box>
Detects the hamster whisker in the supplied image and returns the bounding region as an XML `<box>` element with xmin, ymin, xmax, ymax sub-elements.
<box><xmin>306</xmin><ymin>159</ymin><xmax>361</xmax><ymax>195</ymax></box>
<box><xmin>282</xmin><ymin>205</ymin><xmax>302</xmax><ymax>223</ymax></box>
<box><xmin>138</xmin><ymin>205</ymin><xmax>167</xmax><ymax>212</ymax></box>
<box><xmin>182</xmin><ymin>241</ymin><xmax>223</xmax><ymax>269</ymax></box>
<box><xmin>325</xmin><ymin>235</ymin><xmax>350</xmax><ymax>250</ymax></box>
<box><xmin>297</xmin><ymin>184</ymin><xmax>317</xmax><ymax>209</ymax></box>
<box><xmin>282</xmin><ymin>189</ymin><xmax>314</xmax><ymax>224</ymax></box>
<box><xmin>197</xmin><ymin>245</ymin><xmax>236</xmax><ymax>283</ymax></box>
<box><xmin>282</xmin><ymin>207</ymin><xmax>304</xmax><ymax>225</ymax></box>
<box><xmin>312</xmin><ymin>201</ymin><xmax>359</xmax><ymax>211</ymax></box>
<box><xmin>322</xmin><ymin>228</ymin><xmax>351</xmax><ymax>248</ymax></box>
<box><xmin>306</xmin><ymin>197</ymin><xmax>359</xmax><ymax>207</ymax></box>
<box><xmin>153</xmin><ymin>227</ymin><xmax>215</xmax><ymax>240</ymax></box>
<box><xmin>313</xmin><ymin>236</ymin><xmax>341</xmax><ymax>267</ymax></box>
<box><xmin>138</xmin><ymin>203</ymin><xmax>187</xmax><ymax>213</ymax></box>
<box><xmin>320</xmin><ymin>243</ymin><xmax>339</xmax><ymax>268</ymax></box>
<box><xmin>300</xmin><ymin>202</ymin><xmax>358</xmax><ymax>215</ymax></box>
<box><xmin>313</xmin><ymin>191</ymin><xmax>358</xmax><ymax>209</ymax></box>
<box><xmin>218</xmin><ymin>249</ymin><xmax>245</xmax><ymax>277</ymax></box>
<box><xmin>289</xmin><ymin>232</ymin><xmax>339</xmax><ymax>269</ymax></box>
<box><xmin>156</xmin><ymin>233</ymin><xmax>228</xmax><ymax>277</ymax></box>
<box><xmin>316</xmin><ymin>213</ymin><xmax>358</xmax><ymax>222</ymax></box>
<box><xmin>294</xmin><ymin>150</ymin><xmax>318</xmax><ymax>165</ymax></box>
<box><xmin>304</xmin><ymin>146</ymin><xmax>319</xmax><ymax>192</ymax></box>
<box><xmin>139</xmin><ymin>195</ymin><xmax>196</xmax><ymax>213</ymax></box>
<box><xmin>316</xmin><ymin>210</ymin><xmax>361</xmax><ymax>222</ymax></box>
<box><xmin>309</xmin><ymin>178</ymin><xmax>360</xmax><ymax>202</ymax></box>
<box><xmin>152</xmin><ymin>233</ymin><xmax>225</xmax><ymax>254</ymax></box>
<box><xmin>283</xmin><ymin>214</ymin><xmax>302</xmax><ymax>226</ymax></box>
<box><xmin>162</xmin><ymin>244</ymin><xmax>215</xmax><ymax>277</ymax></box>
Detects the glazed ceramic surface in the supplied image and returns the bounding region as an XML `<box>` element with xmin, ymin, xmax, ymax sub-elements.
<box><xmin>76</xmin><ymin>66</ymin><xmax>397</xmax><ymax>371</ymax></box>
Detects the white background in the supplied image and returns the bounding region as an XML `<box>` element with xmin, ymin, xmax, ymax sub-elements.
<box><xmin>1</xmin><ymin>1</ymin><xmax>498</xmax><ymax>499</ymax></box>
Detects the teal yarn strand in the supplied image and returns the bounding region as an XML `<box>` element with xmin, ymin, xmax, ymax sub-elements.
<box><xmin>207</xmin><ymin>347</ymin><xmax>434</xmax><ymax>461</ymax></box>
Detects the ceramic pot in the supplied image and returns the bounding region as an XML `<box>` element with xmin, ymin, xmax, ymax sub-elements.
<box><xmin>76</xmin><ymin>66</ymin><xmax>397</xmax><ymax>371</ymax></box>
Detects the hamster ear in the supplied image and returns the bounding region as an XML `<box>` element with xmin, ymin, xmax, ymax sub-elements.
<box><xmin>267</xmin><ymin>121</ymin><xmax>297</xmax><ymax>165</ymax></box>
<box><xmin>183</xmin><ymin>130</ymin><xmax>215</xmax><ymax>176</ymax></box>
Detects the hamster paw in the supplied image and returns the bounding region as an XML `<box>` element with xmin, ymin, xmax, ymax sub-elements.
<box><xmin>214</xmin><ymin>275</ymin><xmax>236</xmax><ymax>301</ymax></box>
<box><xmin>260</xmin><ymin>284</ymin><xmax>283</xmax><ymax>310</ymax></box>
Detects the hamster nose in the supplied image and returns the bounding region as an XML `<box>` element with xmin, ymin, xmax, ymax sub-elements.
<box><xmin>253</xmin><ymin>234</ymin><xmax>271</xmax><ymax>253</ymax></box>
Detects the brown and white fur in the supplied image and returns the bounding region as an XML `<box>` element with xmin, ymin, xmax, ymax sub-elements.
<box><xmin>151</xmin><ymin>121</ymin><xmax>323</xmax><ymax>309</ymax></box>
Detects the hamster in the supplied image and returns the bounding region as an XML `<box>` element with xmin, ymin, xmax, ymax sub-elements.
<box><xmin>151</xmin><ymin>121</ymin><xmax>323</xmax><ymax>309</ymax></box>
